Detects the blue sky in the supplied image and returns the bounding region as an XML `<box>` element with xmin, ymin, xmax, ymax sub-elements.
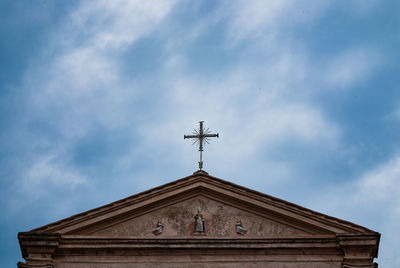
<box><xmin>1</xmin><ymin>0</ymin><xmax>399</xmax><ymax>266</ymax></box>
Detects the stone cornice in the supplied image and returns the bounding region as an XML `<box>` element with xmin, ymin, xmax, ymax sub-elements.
<box><xmin>18</xmin><ymin>232</ymin><xmax>379</xmax><ymax>266</ymax></box>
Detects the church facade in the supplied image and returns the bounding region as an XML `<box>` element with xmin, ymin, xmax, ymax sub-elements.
<box><xmin>18</xmin><ymin>171</ymin><xmax>380</xmax><ymax>267</ymax></box>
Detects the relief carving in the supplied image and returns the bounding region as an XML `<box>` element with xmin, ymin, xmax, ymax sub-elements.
<box><xmin>92</xmin><ymin>196</ymin><xmax>308</xmax><ymax>237</ymax></box>
<box><xmin>152</xmin><ymin>220</ymin><xmax>163</xmax><ymax>235</ymax></box>
<box><xmin>193</xmin><ymin>208</ymin><xmax>205</xmax><ymax>235</ymax></box>
<box><xmin>236</xmin><ymin>220</ymin><xmax>247</xmax><ymax>235</ymax></box>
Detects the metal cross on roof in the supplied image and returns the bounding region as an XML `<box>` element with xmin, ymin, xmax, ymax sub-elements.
<box><xmin>184</xmin><ymin>121</ymin><xmax>219</xmax><ymax>170</ymax></box>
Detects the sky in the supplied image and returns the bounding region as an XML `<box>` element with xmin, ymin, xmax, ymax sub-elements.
<box><xmin>0</xmin><ymin>0</ymin><xmax>399</xmax><ymax>266</ymax></box>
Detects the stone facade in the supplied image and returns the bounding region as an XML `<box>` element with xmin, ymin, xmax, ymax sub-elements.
<box><xmin>18</xmin><ymin>171</ymin><xmax>380</xmax><ymax>267</ymax></box>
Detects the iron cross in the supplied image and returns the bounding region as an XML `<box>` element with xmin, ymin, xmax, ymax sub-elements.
<box><xmin>184</xmin><ymin>121</ymin><xmax>219</xmax><ymax>170</ymax></box>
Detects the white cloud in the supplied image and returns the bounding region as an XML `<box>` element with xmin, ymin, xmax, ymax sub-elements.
<box><xmin>23</xmin><ymin>0</ymin><xmax>178</xmax><ymax>139</ymax></box>
<box><xmin>136</xmin><ymin>60</ymin><xmax>341</xmax><ymax>184</ymax></box>
<box><xmin>69</xmin><ymin>0</ymin><xmax>177</xmax><ymax>50</ymax></box>
<box><xmin>357</xmin><ymin>156</ymin><xmax>400</xmax><ymax>214</ymax></box>
<box><xmin>323</xmin><ymin>48</ymin><xmax>379</xmax><ymax>88</ymax></box>
<box><xmin>306</xmin><ymin>156</ymin><xmax>400</xmax><ymax>266</ymax></box>
<box><xmin>14</xmin><ymin>0</ymin><xmax>179</xmax><ymax>200</ymax></box>
<box><xmin>24</xmin><ymin>154</ymin><xmax>88</xmax><ymax>189</ymax></box>
<box><xmin>226</xmin><ymin>0</ymin><xmax>290</xmax><ymax>41</ymax></box>
<box><xmin>224</xmin><ymin>0</ymin><xmax>328</xmax><ymax>43</ymax></box>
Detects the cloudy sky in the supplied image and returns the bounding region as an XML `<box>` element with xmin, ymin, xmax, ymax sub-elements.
<box><xmin>1</xmin><ymin>0</ymin><xmax>399</xmax><ymax>266</ymax></box>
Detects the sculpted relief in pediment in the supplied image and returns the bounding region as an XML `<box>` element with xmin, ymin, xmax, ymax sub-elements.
<box><xmin>90</xmin><ymin>195</ymin><xmax>309</xmax><ymax>237</ymax></box>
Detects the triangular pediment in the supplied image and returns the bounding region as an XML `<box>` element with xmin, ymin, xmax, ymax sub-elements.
<box><xmin>89</xmin><ymin>194</ymin><xmax>310</xmax><ymax>237</ymax></box>
<box><xmin>31</xmin><ymin>171</ymin><xmax>374</xmax><ymax>237</ymax></box>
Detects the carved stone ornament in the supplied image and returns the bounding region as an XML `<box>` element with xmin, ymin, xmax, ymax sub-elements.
<box><xmin>193</xmin><ymin>208</ymin><xmax>205</xmax><ymax>235</ymax></box>
<box><xmin>152</xmin><ymin>220</ymin><xmax>163</xmax><ymax>235</ymax></box>
<box><xmin>236</xmin><ymin>220</ymin><xmax>247</xmax><ymax>235</ymax></box>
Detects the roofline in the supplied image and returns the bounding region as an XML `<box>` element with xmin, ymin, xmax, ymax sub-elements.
<box><xmin>30</xmin><ymin>170</ymin><xmax>378</xmax><ymax>235</ymax></box>
<box><xmin>30</xmin><ymin>171</ymin><xmax>203</xmax><ymax>232</ymax></box>
<box><xmin>17</xmin><ymin>231</ymin><xmax>380</xmax><ymax>261</ymax></box>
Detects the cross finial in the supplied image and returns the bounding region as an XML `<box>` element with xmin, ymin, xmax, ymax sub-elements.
<box><xmin>184</xmin><ymin>121</ymin><xmax>219</xmax><ymax>170</ymax></box>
